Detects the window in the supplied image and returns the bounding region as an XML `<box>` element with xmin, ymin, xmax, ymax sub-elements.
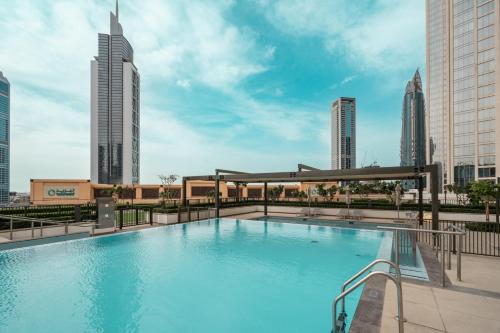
<box><xmin>479</xmin><ymin>131</ymin><xmax>495</xmax><ymax>143</ymax></box>
<box><xmin>478</xmin><ymin>167</ymin><xmax>496</xmax><ymax>177</ymax></box>
<box><xmin>478</xmin><ymin>36</ymin><xmax>495</xmax><ymax>51</ymax></box>
<box><xmin>478</xmin><ymin>84</ymin><xmax>495</xmax><ymax>98</ymax></box>
<box><xmin>478</xmin><ymin>12</ymin><xmax>495</xmax><ymax>29</ymax></box>
<box><xmin>478</xmin><ymin>107</ymin><xmax>495</xmax><ymax>120</ymax></box>
<box><xmin>478</xmin><ymin>120</ymin><xmax>495</xmax><ymax>132</ymax></box>
<box><xmin>478</xmin><ymin>48</ymin><xmax>495</xmax><ymax>62</ymax></box>
<box><xmin>191</xmin><ymin>186</ymin><xmax>214</xmax><ymax>197</ymax></box>
<box><xmin>478</xmin><ymin>72</ymin><xmax>495</xmax><ymax>86</ymax></box>
<box><xmin>479</xmin><ymin>144</ymin><xmax>495</xmax><ymax>154</ymax></box>
<box><xmin>479</xmin><ymin>156</ymin><xmax>495</xmax><ymax>166</ymax></box>
<box><xmin>142</xmin><ymin>188</ymin><xmax>159</xmax><ymax>199</ymax></box>
<box><xmin>478</xmin><ymin>96</ymin><xmax>495</xmax><ymax>109</ymax></box>
<box><xmin>478</xmin><ymin>60</ymin><xmax>495</xmax><ymax>75</ymax></box>
<box><xmin>478</xmin><ymin>25</ymin><xmax>495</xmax><ymax>40</ymax></box>
<box><xmin>478</xmin><ymin>1</ymin><xmax>495</xmax><ymax>17</ymax></box>
<box><xmin>247</xmin><ymin>188</ymin><xmax>262</xmax><ymax>198</ymax></box>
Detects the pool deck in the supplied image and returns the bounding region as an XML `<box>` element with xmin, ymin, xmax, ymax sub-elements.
<box><xmin>381</xmin><ymin>253</ymin><xmax>500</xmax><ymax>332</ymax></box>
<box><xmin>0</xmin><ymin>223</ymin><xmax>161</xmax><ymax>245</ymax></box>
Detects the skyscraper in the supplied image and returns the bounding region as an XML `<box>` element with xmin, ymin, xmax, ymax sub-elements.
<box><xmin>0</xmin><ymin>72</ymin><xmax>9</xmax><ymax>205</ymax></box>
<box><xmin>331</xmin><ymin>97</ymin><xmax>356</xmax><ymax>170</ymax></box>
<box><xmin>401</xmin><ymin>70</ymin><xmax>426</xmax><ymax>189</ymax></box>
<box><xmin>426</xmin><ymin>0</ymin><xmax>498</xmax><ymax>190</ymax></box>
<box><xmin>91</xmin><ymin>0</ymin><xmax>140</xmax><ymax>185</ymax></box>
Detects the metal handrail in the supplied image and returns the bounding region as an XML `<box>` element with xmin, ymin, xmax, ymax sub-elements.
<box><xmin>340</xmin><ymin>259</ymin><xmax>401</xmax><ymax>314</ymax></box>
<box><xmin>0</xmin><ymin>216</ymin><xmax>97</xmax><ymax>240</ymax></box>
<box><xmin>378</xmin><ymin>226</ymin><xmax>465</xmax><ymax>286</ymax></box>
<box><xmin>377</xmin><ymin>226</ymin><xmax>465</xmax><ymax>235</ymax></box>
<box><xmin>333</xmin><ymin>271</ymin><xmax>404</xmax><ymax>333</ymax></box>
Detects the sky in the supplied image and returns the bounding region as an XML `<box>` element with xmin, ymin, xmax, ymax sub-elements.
<box><xmin>0</xmin><ymin>0</ymin><xmax>425</xmax><ymax>191</ymax></box>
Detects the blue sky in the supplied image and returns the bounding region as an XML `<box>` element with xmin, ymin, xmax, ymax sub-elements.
<box><xmin>0</xmin><ymin>0</ymin><xmax>425</xmax><ymax>191</ymax></box>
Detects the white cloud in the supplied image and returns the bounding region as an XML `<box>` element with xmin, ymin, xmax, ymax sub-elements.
<box><xmin>1</xmin><ymin>0</ymin><xmax>327</xmax><ymax>191</ymax></box>
<box><xmin>176</xmin><ymin>79</ymin><xmax>191</xmax><ymax>89</ymax></box>
<box><xmin>259</xmin><ymin>0</ymin><xmax>424</xmax><ymax>73</ymax></box>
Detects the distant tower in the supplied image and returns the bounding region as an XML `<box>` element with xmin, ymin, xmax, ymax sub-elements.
<box><xmin>91</xmin><ymin>0</ymin><xmax>140</xmax><ymax>185</ymax></box>
<box><xmin>331</xmin><ymin>97</ymin><xmax>356</xmax><ymax>170</ymax></box>
<box><xmin>401</xmin><ymin>70</ymin><xmax>426</xmax><ymax>189</ymax></box>
<box><xmin>0</xmin><ymin>72</ymin><xmax>9</xmax><ymax>205</ymax></box>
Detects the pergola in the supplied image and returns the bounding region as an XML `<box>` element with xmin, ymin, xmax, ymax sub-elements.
<box><xmin>182</xmin><ymin>164</ymin><xmax>440</xmax><ymax>230</ymax></box>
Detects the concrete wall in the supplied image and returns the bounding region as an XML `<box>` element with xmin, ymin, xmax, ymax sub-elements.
<box><xmin>154</xmin><ymin>205</ymin><xmax>491</xmax><ymax>224</ymax></box>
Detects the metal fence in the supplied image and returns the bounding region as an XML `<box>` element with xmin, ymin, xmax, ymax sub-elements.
<box><xmin>116</xmin><ymin>207</ymin><xmax>154</xmax><ymax>229</ymax></box>
<box><xmin>416</xmin><ymin>219</ymin><xmax>500</xmax><ymax>257</ymax></box>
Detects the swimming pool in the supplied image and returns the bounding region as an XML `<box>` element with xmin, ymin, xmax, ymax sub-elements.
<box><xmin>0</xmin><ymin>218</ymin><xmax>389</xmax><ymax>332</ymax></box>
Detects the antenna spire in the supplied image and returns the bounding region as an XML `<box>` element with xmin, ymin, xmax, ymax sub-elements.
<box><xmin>116</xmin><ymin>0</ymin><xmax>119</xmax><ymax>21</ymax></box>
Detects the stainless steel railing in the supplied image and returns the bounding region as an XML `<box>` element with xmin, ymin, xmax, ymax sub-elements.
<box><xmin>0</xmin><ymin>215</ymin><xmax>97</xmax><ymax>241</ymax></box>
<box><xmin>339</xmin><ymin>259</ymin><xmax>401</xmax><ymax>314</ymax></box>
<box><xmin>378</xmin><ymin>226</ymin><xmax>466</xmax><ymax>287</ymax></box>
<box><xmin>333</xmin><ymin>261</ymin><xmax>404</xmax><ymax>333</ymax></box>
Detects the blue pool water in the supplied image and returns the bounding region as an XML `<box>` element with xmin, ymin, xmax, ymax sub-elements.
<box><xmin>0</xmin><ymin>219</ymin><xmax>388</xmax><ymax>332</ymax></box>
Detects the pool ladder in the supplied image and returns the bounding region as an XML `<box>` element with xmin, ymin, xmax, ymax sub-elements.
<box><xmin>332</xmin><ymin>259</ymin><xmax>404</xmax><ymax>333</ymax></box>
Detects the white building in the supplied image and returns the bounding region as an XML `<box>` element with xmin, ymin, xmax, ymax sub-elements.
<box><xmin>331</xmin><ymin>97</ymin><xmax>356</xmax><ymax>170</ymax></box>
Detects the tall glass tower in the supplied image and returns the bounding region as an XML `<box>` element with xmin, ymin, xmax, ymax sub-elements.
<box><xmin>331</xmin><ymin>97</ymin><xmax>356</xmax><ymax>170</ymax></box>
<box><xmin>91</xmin><ymin>0</ymin><xmax>140</xmax><ymax>185</ymax></box>
<box><xmin>426</xmin><ymin>0</ymin><xmax>499</xmax><ymax>190</ymax></box>
<box><xmin>401</xmin><ymin>70</ymin><xmax>426</xmax><ymax>189</ymax></box>
<box><xmin>0</xmin><ymin>72</ymin><xmax>9</xmax><ymax>205</ymax></box>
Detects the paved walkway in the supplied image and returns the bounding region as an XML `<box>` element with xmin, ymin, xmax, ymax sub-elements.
<box><xmin>382</xmin><ymin>253</ymin><xmax>500</xmax><ymax>332</ymax></box>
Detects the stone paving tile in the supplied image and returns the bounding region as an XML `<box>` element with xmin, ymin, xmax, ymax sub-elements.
<box><xmin>381</xmin><ymin>315</ymin><xmax>446</xmax><ymax>333</ymax></box>
<box><xmin>438</xmin><ymin>308</ymin><xmax>500</xmax><ymax>333</ymax></box>
<box><xmin>432</xmin><ymin>287</ymin><xmax>500</xmax><ymax>320</ymax></box>
<box><xmin>384</xmin><ymin>282</ymin><xmax>446</xmax><ymax>332</ymax></box>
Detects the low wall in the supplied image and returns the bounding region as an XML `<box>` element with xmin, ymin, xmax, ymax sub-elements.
<box><xmin>154</xmin><ymin>206</ymin><xmax>258</xmax><ymax>224</ymax></box>
<box><xmin>154</xmin><ymin>204</ymin><xmax>490</xmax><ymax>224</ymax></box>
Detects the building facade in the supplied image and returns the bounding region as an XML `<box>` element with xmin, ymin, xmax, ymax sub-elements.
<box><xmin>331</xmin><ymin>97</ymin><xmax>356</xmax><ymax>170</ymax></box>
<box><xmin>426</xmin><ymin>0</ymin><xmax>499</xmax><ymax>190</ymax></box>
<box><xmin>0</xmin><ymin>72</ymin><xmax>9</xmax><ymax>205</ymax></box>
<box><xmin>29</xmin><ymin>179</ymin><xmax>338</xmax><ymax>206</ymax></box>
<box><xmin>401</xmin><ymin>70</ymin><xmax>426</xmax><ymax>189</ymax></box>
<box><xmin>91</xmin><ymin>1</ymin><xmax>140</xmax><ymax>185</ymax></box>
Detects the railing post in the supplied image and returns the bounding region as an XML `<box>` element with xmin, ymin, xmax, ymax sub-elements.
<box><xmin>40</xmin><ymin>221</ymin><xmax>43</xmax><ymax>237</ymax></box>
<box><xmin>65</xmin><ymin>221</ymin><xmax>68</xmax><ymax>235</ymax></box>
<box><xmin>457</xmin><ymin>235</ymin><xmax>462</xmax><ymax>281</ymax></box>
<box><xmin>441</xmin><ymin>234</ymin><xmax>446</xmax><ymax>287</ymax></box>
<box><xmin>135</xmin><ymin>208</ymin><xmax>139</xmax><ymax>226</ymax></box>
<box><xmin>119</xmin><ymin>209</ymin><xmax>124</xmax><ymax>230</ymax></box>
<box><xmin>9</xmin><ymin>217</ymin><xmax>13</xmax><ymax>240</ymax></box>
<box><xmin>197</xmin><ymin>207</ymin><xmax>200</xmax><ymax>221</ymax></box>
<box><xmin>31</xmin><ymin>220</ymin><xmax>34</xmax><ymax>239</ymax></box>
<box><xmin>452</xmin><ymin>222</ymin><xmax>457</xmax><ymax>254</ymax></box>
<box><xmin>395</xmin><ymin>230</ymin><xmax>400</xmax><ymax>267</ymax></box>
<box><xmin>149</xmin><ymin>208</ymin><xmax>153</xmax><ymax>226</ymax></box>
<box><xmin>447</xmin><ymin>234</ymin><xmax>452</xmax><ymax>270</ymax></box>
<box><xmin>187</xmin><ymin>204</ymin><xmax>191</xmax><ymax>222</ymax></box>
<box><xmin>177</xmin><ymin>205</ymin><xmax>181</xmax><ymax>223</ymax></box>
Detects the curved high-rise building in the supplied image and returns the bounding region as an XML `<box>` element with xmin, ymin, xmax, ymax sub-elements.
<box><xmin>401</xmin><ymin>69</ymin><xmax>426</xmax><ymax>189</ymax></box>
<box><xmin>91</xmin><ymin>1</ymin><xmax>140</xmax><ymax>185</ymax></box>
